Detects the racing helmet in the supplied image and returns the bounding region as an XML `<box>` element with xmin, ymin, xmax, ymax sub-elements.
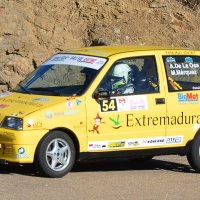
<box><xmin>112</xmin><ymin>63</ymin><xmax>131</xmax><ymax>84</ymax></box>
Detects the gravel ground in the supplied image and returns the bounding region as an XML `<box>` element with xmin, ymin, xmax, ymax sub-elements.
<box><xmin>0</xmin><ymin>155</ymin><xmax>199</xmax><ymax>200</ymax></box>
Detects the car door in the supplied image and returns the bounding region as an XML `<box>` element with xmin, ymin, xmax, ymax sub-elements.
<box><xmin>160</xmin><ymin>51</ymin><xmax>200</xmax><ymax>146</ymax></box>
<box><xmin>85</xmin><ymin>52</ymin><xmax>167</xmax><ymax>151</ymax></box>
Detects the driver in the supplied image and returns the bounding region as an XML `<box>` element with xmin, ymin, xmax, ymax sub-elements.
<box><xmin>108</xmin><ymin>63</ymin><xmax>134</xmax><ymax>95</ymax></box>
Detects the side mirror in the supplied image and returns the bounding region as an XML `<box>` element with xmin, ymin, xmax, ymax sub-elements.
<box><xmin>93</xmin><ymin>90</ymin><xmax>110</xmax><ymax>99</ymax></box>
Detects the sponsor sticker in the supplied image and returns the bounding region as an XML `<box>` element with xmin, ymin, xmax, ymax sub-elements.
<box><xmin>14</xmin><ymin>146</ymin><xmax>30</xmax><ymax>159</ymax></box>
<box><xmin>126</xmin><ymin>137</ymin><xmax>165</xmax><ymax>147</ymax></box>
<box><xmin>0</xmin><ymin>132</ymin><xmax>16</xmax><ymax>140</ymax></box>
<box><xmin>76</xmin><ymin>99</ymin><xmax>82</xmax><ymax>106</ymax></box>
<box><xmin>185</xmin><ymin>57</ymin><xmax>193</xmax><ymax>63</ymax></box>
<box><xmin>118</xmin><ymin>98</ymin><xmax>127</xmax><ymax>111</ymax></box>
<box><xmin>66</xmin><ymin>100</ymin><xmax>74</xmax><ymax>109</ymax></box>
<box><xmin>166</xmin><ymin>136</ymin><xmax>183</xmax><ymax>144</ymax></box>
<box><xmin>178</xmin><ymin>92</ymin><xmax>198</xmax><ymax>103</ymax></box>
<box><xmin>14</xmin><ymin>154</ymin><xmax>30</xmax><ymax>158</ymax></box>
<box><xmin>99</xmin><ymin>95</ymin><xmax>148</xmax><ymax>112</ymax></box>
<box><xmin>33</xmin><ymin>98</ymin><xmax>50</xmax><ymax>102</ymax></box>
<box><xmin>33</xmin><ymin>121</ymin><xmax>42</xmax><ymax>128</ymax></box>
<box><xmin>45</xmin><ymin>111</ymin><xmax>54</xmax><ymax>118</ymax></box>
<box><xmin>109</xmin><ymin>114</ymin><xmax>122</xmax><ymax>129</ymax></box>
<box><xmin>127</xmin><ymin>141</ymin><xmax>140</xmax><ymax>147</ymax></box>
<box><xmin>45</xmin><ymin>110</ymin><xmax>78</xmax><ymax>118</ymax></box>
<box><xmin>166</xmin><ymin>57</ymin><xmax>176</xmax><ymax>62</ymax></box>
<box><xmin>142</xmin><ymin>139</ymin><xmax>164</xmax><ymax>145</ymax></box>
<box><xmin>0</xmin><ymin>98</ymin><xmax>43</xmax><ymax>107</ymax></box>
<box><xmin>88</xmin><ymin>142</ymin><xmax>107</xmax><ymax>150</ymax></box>
<box><xmin>42</xmin><ymin>54</ymin><xmax>107</xmax><ymax>70</ymax></box>
<box><xmin>0</xmin><ymin>104</ymin><xmax>9</xmax><ymax>109</ymax></box>
<box><xmin>129</xmin><ymin>96</ymin><xmax>148</xmax><ymax>110</ymax></box>
<box><xmin>73</xmin><ymin>124</ymin><xmax>86</xmax><ymax>129</ymax></box>
<box><xmin>108</xmin><ymin>141</ymin><xmax>125</xmax><ymax>148</ymax></box>
<box><xmin>55</xmin><ymin>110</ymin><xmax>78</xmax><ymax>116</ymax></box>
<box><xmin>192</xmin><ymin>86</ymin><xmax>200</xmax><ymax>90</ymax></box>
<box><xmin>18</xmin><ymin>147</ymin><xmax>25</xmax><ymax>154</ymax></box>
<box><xmin>88</xmin><ymin>136</ymin><xmax>183</xmax><ymax>151</ymax></box>
<box><xmin>0</xmin><ymin>92</ymin><xmax>12</xmax><ymax>98</ymax></box>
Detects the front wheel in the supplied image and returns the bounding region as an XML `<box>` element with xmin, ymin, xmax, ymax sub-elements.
<box><xmin>187</xmin><ymin>133</ymin><xmax>200</xmax><ymax>172</ymax></box>
<box><xmin>34</xmin><ymin>130</ymin><xmax>75</xmax><ymax>178</ymax></box>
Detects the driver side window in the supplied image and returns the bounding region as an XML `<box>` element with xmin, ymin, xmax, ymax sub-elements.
<box><xmin>97</xmin><ymin>56</ymin><xmax>159</xmax><ymax>96</ymax></box>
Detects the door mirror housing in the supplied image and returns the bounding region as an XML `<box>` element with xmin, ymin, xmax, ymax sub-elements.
<box><xmin>93</xmin><ymin>90</ymin><xmax>110</xmax><ymax>99</ymax></box>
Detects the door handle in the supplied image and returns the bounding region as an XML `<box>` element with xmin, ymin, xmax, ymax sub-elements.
<box><xmin>156</xmin><ymin>98</ymin><xmax>165</xmax><ymax>104</ymax></box>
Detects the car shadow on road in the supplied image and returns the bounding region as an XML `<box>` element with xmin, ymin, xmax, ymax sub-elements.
<box><xmin>71</xmin><ymin>157</ymin><xmax>195</xmax><ymax>174</ymax></box>
<box><xmin>0</xmin><ymin>156</ymin><xmax>196</xmax><ymax>177</ymax></box>
<box><xmin>0</xmin><ymin>163</ymin><xmax>39</xmax><ymax>176</ymax></box>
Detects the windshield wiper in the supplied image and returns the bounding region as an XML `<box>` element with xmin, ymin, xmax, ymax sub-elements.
<box><xmin>30</xmin><ymin>87</ymin><xmax>61</xmax><ymax>96</ymax></box>
<box><xmin>17</xmin><ymin>83</ymin><xmax>32</xmax><ymax>94</ymax></box>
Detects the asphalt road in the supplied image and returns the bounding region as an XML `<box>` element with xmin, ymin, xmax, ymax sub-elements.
<box><xmin>0</xmin><ymin>155</ymin><xmax>199</xmax><ymax>200</ymax></box>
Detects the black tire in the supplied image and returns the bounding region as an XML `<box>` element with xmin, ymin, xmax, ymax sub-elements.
<box><xmin>187</xmin><ymin>134</ymin><xmax>200</xmax><ymax>172</ymax></box>
<box><xmin>187</xmin><ymin>152</ymin><xmax>196</xmax><ymax>171</ymax></box>
<box><xmin>34</xmin><ymin>130</ymin><xmax>75</xmax><ymax>178</ymax></box>
<box><xmin>129</xmin><ymin>156</ymin><xmax>154</xmax><ymax>162</ymax></box>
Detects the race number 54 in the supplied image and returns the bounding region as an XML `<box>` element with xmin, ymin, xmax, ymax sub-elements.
<box><xmin>99</xmin><ymin>99</ymin><xmax>118</xmax><ymax>112</ymax></box>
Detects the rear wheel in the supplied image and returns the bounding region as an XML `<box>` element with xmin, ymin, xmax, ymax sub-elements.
<box><xmin>34</xmin><ymin>130</ymin><xmax>75</xmax><ymax>178</ymax></box>
<box><xmin>187</xmin><ymin>133</ymin><xmax>200</xmax><ymax>172</ymax></box>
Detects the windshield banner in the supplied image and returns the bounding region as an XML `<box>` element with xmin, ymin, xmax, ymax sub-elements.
<box><xmin>42</xmin><ymin>54</ymin><xmax>107</xmax><ymax>70</ymax></box>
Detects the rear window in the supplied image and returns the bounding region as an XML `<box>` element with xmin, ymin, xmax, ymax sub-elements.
<box><xmin>163</xmin><ymin>56</ymin><xmax>200</xmax><ymax>92</ymax></box>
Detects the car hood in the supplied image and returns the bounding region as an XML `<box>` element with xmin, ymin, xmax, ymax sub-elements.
<box><xmin>0</xmin><ymin>92</ymin><xmax>69</xmax><ymax>119</ymax></box>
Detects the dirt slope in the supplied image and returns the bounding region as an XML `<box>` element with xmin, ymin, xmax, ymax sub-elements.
<box><xmin>0</xmin><ymin>0</ymin><xmax>200</xmax><ymax>91</ymax></box>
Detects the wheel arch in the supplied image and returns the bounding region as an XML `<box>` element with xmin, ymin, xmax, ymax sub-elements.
<box><xmin>184</xmin><ymin>128</ymin><xmax>200</xmax><ymax>155</ymax></box>
<box><xmin>35</xmin><ymin>127</ymin><xmax>80</xmax><ymax>161</ymax></box>
<box><xmin>192</xmin><ymin>128</ymin><xmax>200</xmax><ymax>140</ymax></box>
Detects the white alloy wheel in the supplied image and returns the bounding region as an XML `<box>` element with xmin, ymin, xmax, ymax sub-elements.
<box><xmin>46</xmin><ymin>138</ymin><xmax>71</xmax><ymax>172</ymax></box>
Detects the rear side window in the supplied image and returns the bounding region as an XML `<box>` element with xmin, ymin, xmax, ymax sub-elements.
<box><xmin>163</xmin><ymin>56</ymin><xmax>200</xmax><ymax>92</ymax></box>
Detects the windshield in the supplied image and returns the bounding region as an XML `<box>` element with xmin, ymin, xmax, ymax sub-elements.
<box><xmin>13</xmin><ymin>54</ymin><xmax>107</xmax><ymax>96</ymax></box>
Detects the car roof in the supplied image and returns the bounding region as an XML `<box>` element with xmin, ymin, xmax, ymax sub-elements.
<box><xmin>63</xmin><ymin>45</ymin><xmax>192</xmax><ymax>58</ymax></box>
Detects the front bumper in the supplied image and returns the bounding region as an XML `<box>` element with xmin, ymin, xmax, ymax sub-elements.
<box><xmin>0</xmin><ymin>159</ymin><xmax>7</xmax><ymax>164</ymax></box>
<box><xmin>0</xmin><ymin>128</ymin><xmax>49</xmax><ymax>164</ymax></box>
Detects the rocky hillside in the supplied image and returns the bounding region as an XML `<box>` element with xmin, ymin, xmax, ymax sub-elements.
<box><xmin>0</xmin><ymin>0</ymin><xmax>200</xmax><ymax>92</ymax></box>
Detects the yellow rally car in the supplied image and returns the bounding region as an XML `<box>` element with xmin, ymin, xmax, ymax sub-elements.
<box><xmin>0</xmin><ymin>45</ymin><xmax>200</xmax><ymax>178</ymax></box>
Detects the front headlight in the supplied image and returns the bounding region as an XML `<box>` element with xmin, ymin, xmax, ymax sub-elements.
<box><xmin>0</xmin><ymin>117</ymin><xmax>23</xmax><ymax>130</ymax></box>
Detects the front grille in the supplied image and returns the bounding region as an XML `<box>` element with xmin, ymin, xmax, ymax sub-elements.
<box><xmin>4</xmin><ymin>144</ymin><xmax>13</xmax><ymax>155</ymax></box>
<box><xmin>0</xmin><ymin>144</ymin><xmax>13</xmax><ymax>157</ymax></box>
